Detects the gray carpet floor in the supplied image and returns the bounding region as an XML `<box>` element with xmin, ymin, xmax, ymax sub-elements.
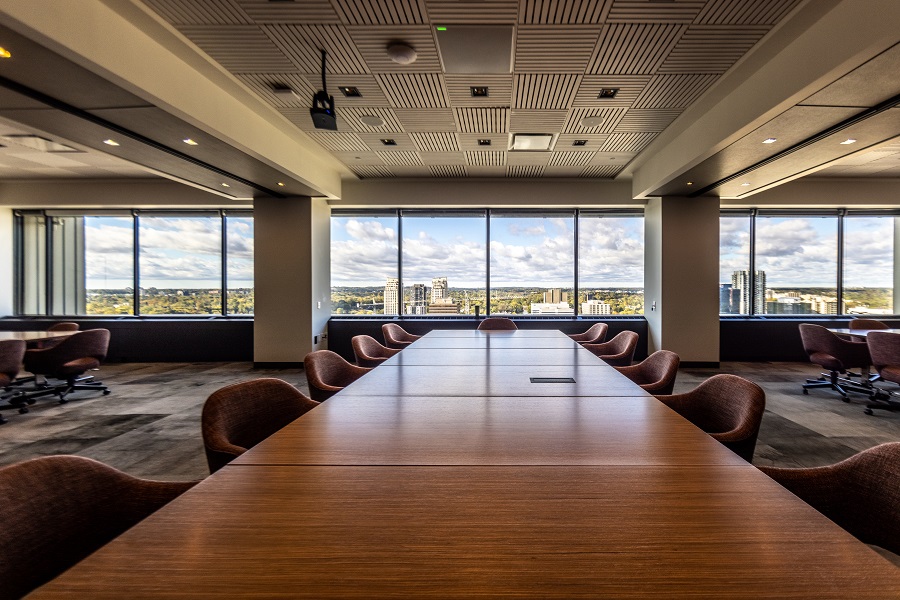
<box><xmin>2</xmin><ymin>361</ymin><xmax>899</xmax><ymax>480</ymax></box>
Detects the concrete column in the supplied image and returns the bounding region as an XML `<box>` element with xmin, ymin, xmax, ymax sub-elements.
<box><xmin>644</xmin><ymin>196</ymin><xmax>720</xmax><ymax>366</ymax></box>
<box><xmin>253</xmin><ymin>196</ymin><xmax>331</xmax><ymax>366</ymax></box>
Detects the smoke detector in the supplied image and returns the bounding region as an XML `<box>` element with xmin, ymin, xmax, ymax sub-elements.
<box><xmin>387</xmin><ymin>42</ymin><xmax>417</xmax><ymax>65</ymax></box>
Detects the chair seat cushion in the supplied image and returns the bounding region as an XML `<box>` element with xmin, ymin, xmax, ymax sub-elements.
<box><xmin>809</xmin><ymin>352</ymin><xmax>843</xmax><ymax>371</ymax></box>
<box><xmin>54</xmin><ymin>357</ymin><xmax>100</xmax><ymax>377</ymax></box>
<box><xmin>879</xmin><ymin>365</ymin><xmax>900</xmax><ymax>384</ymax></box>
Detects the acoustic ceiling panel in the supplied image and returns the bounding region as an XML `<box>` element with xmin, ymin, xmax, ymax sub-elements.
<box><xmin>458</xmin><ymin>133</ymin><xmax>509</xmax><ymax>151</ymax></box>
<box><xmin>352</xmin><ymin>165</ymin><xmax>395</xmax><ymax>178</ymax></box>
<box><xmin>658</xmin><ymin>26</ymin><xmax>769</xmax><ymax>73</ymax></box>
<box><xmin>318</xmin><ymin>74</ymin><xmax>391</xmax><ymax>106</ymax></box>
<box><xmin>563</xmin><ymin>107</ymin><xmax>627</xmax><ymax>134</ymax></box>
<box><xmin>581</xmin><ymin>164</ymin><xmax>624</xmax><ymax>177</ymax></box>
<box><xmin>515</xmin><ymin>25</ymin><xmax>602</xmax><ymax>72</ymax></box>
<box><xmin>587</xmin><ymin>23</ymin><xmax>685</xmax><ymax>74</ymax></box>
<box><xmin>600</xmin><ymin>132</ymin><xmax>658</xmax><ymax>153</ymax></box>
<box><xmin>694</xmin><ymin>0</ymin><xmax>802</xmax><ymax>25</ymax></box>
<box><xmin>519</xmin><ymin>0</ymin><xmax>613</xmax><ymax>24</ymax></box>
<box><xmin>305</xmin><ymin>131</ymin><xmax>370</xmax><ymax>153</ymax></box>
<box><xmin>555</xmin><ymin>133</ymin><xmax>610</xmax><ymax>150</ymax></box>
<box><xmin>456</xmin><ymin>108</ymin><xmax>509</xmax><ymax>133</ymax></box>
<box><xmin>573</xmin><ymin>75</ymin><xmax>651</xmax><ymax>107</ymax></box>
<box><xmin>142</xmin><ymin>0</ymin><xmax>251</xmax><ymax>25</ymax></box>
<box><xmin>549</xmin><ymin>151</ymin><xmax>594</xmax><ymax>166</ymax></box>
<box><xmin>335</xmin><ymin>151</ymin><xmax>385</xmax><ymax>165</ymax></box>
<box><xmin>425</xmin><ymin>0</ymin><xmax>519</xmax><ymax>24</ymax></box>
<box><xmin>430</xmin><ymin>165</ymin><xmax>468</xmax><ymax>177</ymax></box>
<box><xmin>348</xmin><ymin>25</ymin><xmax>441</xmax><ymax>72</ymax></box>
<box><xmin>632</xmin><ymin>73</ymin><xmax>719</xmax><ymax>108</ymax></box>
<box><xmin>445</xmin><ymin>75</ymin><xmax>514</xmax><ymax>106</ymax></box>
<box><xmin>507</xmin><ymin>165</ymin><xmax>545</xmax><ymax>177</ymax></box>
<box><xmin>263</xmin><ymin>24</ymin><xmax>367</xmax><ymax>73</ymax></box>
<box><xmin>377</xmin><ymin>150</ymin><xmax>424</xmax><ymax>166</ymax></box>
<box><xmin>466</xmin><ymin>151</ymin><xmax>507</xmax><ymax>166</ymax></box>
<box><xmin>607</xmin><ymin>1</ymin><xmax>705</xmax><ymax>23</ymax></box>
<box><xmin>333</xmin><ymin>0</ymin><xmax>428</xmax><ymax>25</ymax></box>
<box><xmin>177</xmin><ymin>26</ymin><xmax>295</xmax><ymax>71</ymax></box>
<box><xmin>376</xmin><ymin>73</ymin><xmax>448</xmax><ymax>108</ymax></box>
<box><xmin>235</xmin><ymin>0</ymin><xmax>340</xmax><ymax>23</ymax></box>
<box><xmin>234</xmin><ymin>73</ymin><xmax>317</xmax><ymax>109</ymax></box>
<box><xmin>506</xmin><ymin>151</ymin><xmax>551</xmax><ymax>166</ymax></box>
<box><xmin>410</xmin><ymin>132</ymin><xmax>459</xmax><ymax>152</ymax></box>
<box><xmin>360</xmin><ymin>132</ymin><xmax>416</xmax><ymax>151</ymax></box>
<box><xmin>337</xmin><ymin>107</ymin><xmax>405</xmax><ymax>131</ymax></box>
<box><xmin>509</xmin><ymin>110</ymin><xmax>568</xmax><ymax>132</ymax></box>
<box><xmin>614</xmin><ymin>109</ymin><xmax>681</xmax><ymax>132</ymax></box>
<box><xmin>514</xmin><ymin>74</ymin><xmax>582</xmax><ymax>109</ymax></box>
<box><xmin>396</xmin><ymin>108</ymin><xmax>457</xmax><ymax>131</ymax></box>
<box><xmin>419</xmin><ymin>152</ymin><xmax>467</xmax><ymax>165</ymax></box>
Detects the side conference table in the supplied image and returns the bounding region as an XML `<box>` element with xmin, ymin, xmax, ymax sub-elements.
<box><xmin>28</xmin><ymin>330</ymin><xmax>900</xmax><ymax>599</ymax></box>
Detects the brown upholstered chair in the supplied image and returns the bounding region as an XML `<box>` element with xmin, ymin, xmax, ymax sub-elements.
<box><xmin>864</xmin><ymin>331</ymin><xmax>900</xmax><ymax>415</ymax></box>
<box><xmin>848</xmin><ymin>318</ymin><xmax>889</xmax><ymax>331</ymax></box>
<box><xmin>477</xmin><ymin>317</ymin><xmax>517</xmax><ymax>331</ymax></box>
<box><xmin>382</xmin><ymin>323</ymin><xmax>422</xmax><ymax>349</ymax></box>
<box><xmin>583</xmin><ymin>330</ymin><xmax>639</xmax><ymax>367</ymax></box>
<box><xmin>201</xmin><ymin>378</ymin><xmax>319</xmax><ymax>473</ymax></box>
<box><xmin>37</xmin><ymin>322</ymin><xmax>80</xmax><ymax>349</ymax></box>
<box><xmin>0</xmin><ymin>339</ymin><xmax>26</xmax><ymax>424</ymax></box>
<box><xmin>758</xmin><ymin>442</ymin><xmax>900</xmax><ymax>558</ymax></box>
<box><xmin>0</xmin><ymin>455</ymin><xmax>196</xmax><ymax>600</ymax></box>
<box><xmin>352</xmin><ymin>334</ymin><xmax>400</xmax><ymax>368</ymax></box>
<box><xmin>568</xmin><ymin>322</ymin><xmax>608</xmax><ymax>344</ymax></box>
<box><xmin>656</xmin><ymin>374</ymin><xmax>765</xmax><ymax>462</ymax></box>
<box><xmin>20</xmin><ymin>329</ymin><xmax>111</xmax><ymax>406</ymax></box>
<box><xmin>614</xmin><ymin>350</ymin><xmax>680</xmax><ymax>395</ymax></box>
<box><xmin>304</xmin><ymin>350</ymin><xmax>371</xmax><ymax>401</ymax></box>
<box><xmin>799</xmin><ymin>323</ymin><xmax>872</xmax><ymax>399</ymax></box>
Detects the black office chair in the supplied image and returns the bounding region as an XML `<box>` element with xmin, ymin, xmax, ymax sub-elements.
<box><xmin>0</xmin><ymin>340</ymin><xmax>26</xmax><ymax>424</ymax></box>
<box><xmin>798</xmin><ymin>323</ymin><xmax>872</xmax><ymax>400</ymax></box>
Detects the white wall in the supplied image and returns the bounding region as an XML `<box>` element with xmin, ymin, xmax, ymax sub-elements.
<box><xmin>0</xmin><ymin>208</ymin><xmax>13</xmax><ymax>316</ymax></box>
<box><xmin>311</xmin><ymin>197</ymin><xmax>331</xmax><ymax>350</ymax></box>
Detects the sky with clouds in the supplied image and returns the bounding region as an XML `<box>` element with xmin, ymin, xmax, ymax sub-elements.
<box><xmin>85</xmin><ymin>216</ymin><xmax>254</xmax><ymax>289</ymax></box>
<box><xmin>721</xmin><ymin>215</ymin><xmax>893</xmax><ymax>288</ymax></box>
<box><xmin>331</xmin><ymin>214</ymin><xmax>645</xmax><ymax>289</ymax></box>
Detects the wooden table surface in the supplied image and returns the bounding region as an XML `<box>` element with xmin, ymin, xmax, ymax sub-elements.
<box><xmin>27</xmin><ymin>329</ymin><xmax>900</xmax><ymax>598</ymax></box>
<box><xmin>0</xmin><ymin>330</ymin><xmax>72</xmax><ymax>343</ymax></box>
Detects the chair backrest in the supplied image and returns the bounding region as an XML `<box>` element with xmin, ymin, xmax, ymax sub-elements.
<box><xmin>477</xmin><ymin>317</ymin><xmax>517</xmax><ymax>331</ymax></box>
<box><xmin>657</xmin><ymin>374</ymin><xmax>765</xmax><ymax>461</ymax></box>
<box><xmin>47</xmin><ymin>322</ymin><xmax>80</xmax><ymax>332</ymax></box>
<box><xmin>866</xmin><ymin>331</ymin><xmax>900</xmax><ymax>381</ymax></box>
<box><xmin>23</xmin><ymin>328</ymin><xmax>111</xmax><ymax>377</ymax></box>
<box><xmin>0</xmin><ymin>455</ymin><xmax>195</xmax><ymax>600</ymax></box>
<box><xmin>382</xmin><ymin>323</ymin><xmax>420</xmax><ymax>349</ymax></box>
<box><xmin>304</xmin><ymin>350</ymin><xmax>371</xmax><ymax>401</ymax></box>
<box><xmin>584</xmin><ymin>330</ymin><xmax>639</xmax><ymax>366</ymax></box>
<box><xmin>798</xmin><ymin>323</ymin><xmax>870</xmax><ymax>369</ymax></box>
<box><xmin>759</xmin><ymin>443</ymin><xmax>900</xmax><ymax>555</ymax></box>
<box><xmin>201</xmin><ymin>378</ymin><xmax>319</xmax><ymax>473</ymax></box>
<box><xmin>352</xmin><ymin>334</ymin><xmax>400</xmax><ymax>367</ymax></box>
<box><xmin>617</xmin><ymin>349</ymin><xmax>680</xmax><ymax>395</ymax></box>
<box><xmin>848</xmin><ymin>318</ymin><xmax>889</xmax><ymax>331</ymax></box>
<box><xmin>571</xmin><ymin>322</ymin><xmax>608</xmax><ymax>344</ymax></box>
<box><xmin>0</xmin><ymin>339</ymin><xmax>26</xmax><ymax>385</ymax></box>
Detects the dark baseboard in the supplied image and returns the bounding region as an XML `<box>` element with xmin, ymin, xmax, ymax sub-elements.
<box><xmin>253</xmin><ymin>362</ymin><xmax>304</xmax><ymax>369</ymax></box>
<box><xmin>680</xmin><ymin>361</ymin><xmax>720</xmax><ymax>369</ymax></box>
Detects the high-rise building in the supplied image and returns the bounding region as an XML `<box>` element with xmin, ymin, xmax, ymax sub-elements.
<box><xmin>406</xmin><ymin>283</ymin><xmax>427</xmax><ymax>315</ymax></box>
<box><xmin>431</xmin><ymin>277</ymin><xmax>448</xmax><ymax>303</ymax></box>
<box><xmin>543</xmin><ymin>289</ymin><xmax>568</xmax><ymax>304</ymax></box>
<box><xmin>581</xmin><ymin>300</ymin><xmax>612</xmax><ymax>315</ymax></box>
<box><xmin>732</xmin><ymin>270</ymin><xmax>766</xmax><ymax>314</ymax></box>
<box><xmin>384</xmin><ymin>278</ymin><xmax>399</xmax><ymax>315</ymax></box>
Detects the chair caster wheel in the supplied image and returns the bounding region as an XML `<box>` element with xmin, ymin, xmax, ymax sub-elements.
<box><xmin>865</xmin><ymin>408</ymin><xmax>874</xmax><ymax>415</ymax></box>
<box><xmin>58</xmin><ymin>398</ymin><xmax>68</xmax><ymax>405</ymax></box>
<box><xmin>102</xmin><ymin>390</ymin><xmax>111</xmax><ymax>395</ymax></box>
<box><xmin>18</xmin><ymin>407</ymin><xmax>28</xmax><ymax>414</ymax></box>
<box><xmin>841</xmin><ymin>397</ymin><xmax>850</xmax><ymax>402</ymax></box>
<box><xmin>27</xmin><ymin>399</ymin><xmax>36</xmax><ymax>405</ymax></box>
<box><xmin>802</xmin><ymin>389</ymin><xmax>809</xmax><ymax>395</ymax></box>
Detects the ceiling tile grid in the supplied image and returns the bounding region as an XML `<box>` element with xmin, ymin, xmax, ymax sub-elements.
<box><xmin>147</xmin><ymin>0</ymin><xmax>800</xmax><ymax>180</ymax></box>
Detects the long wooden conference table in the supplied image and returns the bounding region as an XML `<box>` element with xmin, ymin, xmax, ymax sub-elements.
<box><xmin>29</xmin><ymin>329</ymin><xmax>900</xmax><ymax>598</ymax></box>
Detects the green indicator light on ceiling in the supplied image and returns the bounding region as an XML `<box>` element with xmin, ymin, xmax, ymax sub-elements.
<box><xmin>436</xmin><ymin>26</ymin><xmax>447</xmax><ymax>31</ymax></box>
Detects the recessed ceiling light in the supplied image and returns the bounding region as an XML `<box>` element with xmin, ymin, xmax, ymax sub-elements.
<box><xmin>762</xmin><ymin>138</ymin><xmax>777</xmax><ymax>144</ymax></box>
<box><xmin>510</xmin><ymin>133</ymin><xmax>554</xmax><ymax>151</ymax></box>
<box><xmin>840</xmin><ymin>138</ymin><xmax>857</xmax><ymax>145</ymax></box>
<box><xmin>478</xmin><ymin>139</ymin><xmax>491</xmax><ymax>146</ymax></box>
<box><xmin>360</xmin><ymin>115</ymin><xmax>384</xmax><ymax>127</ymax></box>
<box><xmin>381</xmin><ymin>139</ymin><xmax>397</xmax><ymax>146</ymax></box>
<box><xmin>597</xmin><ymin>88</ymin><xmax>619</xmax><ymax>99</ymax></box>
<box><xmin>339</xmin><ymin>86</ymin><xmax>361</xmax><ymax>97</ymax></box>
<box><xmin>580</xmin><ymin>116</ymin><xmax>605</xmax><ymax>128</ymax></box>
<box><xmin>740</xmin><ymin>182</ymin><xmax>751</xmax><ymax>187</ymax></box>
<box><xmin>0</xmin><ymin>47</ymin><xmax>11</xmax><ymax>59</ymax></box>
<box><xmin>277</xmin><ymin>182</ymin><xmax>285</xmax><ymax>187</ymax></box>
<box><xmin>221</xmin><ymin>183</ymin><xmax>230</xmax><ymax>188</ymax></box>
<box><xmin>470</xmin><ymin>86</ymin><xmax>489</xmax><ymax>97</ymax></box>
<box><xmin>103</xmin><ymin>139</ymin><xmax>120</xmax><ymax>146</ymax></box>
<box><xmin>183</xmin><ymin>138</ymin><xmax>198</xmax><ymax>146</ymax></box>
<box><xmin>572</xmin><ymin>140</ymin><xmax>588</xmax><ymax>146</ymax></box>
<box><xmin>686</xmin><ymin>182</ymin><xmax>694</xmax><ymax>186</ymax></box>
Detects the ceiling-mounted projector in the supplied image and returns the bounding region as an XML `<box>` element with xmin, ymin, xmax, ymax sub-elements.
<box><xmin>311</xmin><ymin>49</ymin><xmax>337</xmax><ymax>130</ymax></box>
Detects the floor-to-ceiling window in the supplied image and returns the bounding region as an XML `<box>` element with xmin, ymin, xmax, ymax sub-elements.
<box><xmin>13</xmin><ymin>210</ymin><xmax>252</xmax><ymax>317</ymax></box>
<box><xmin>330</xmin><ymin>212</ymin><xmax>399</xmax><ymax>315</ymax></box>
<box><xmin>578</xmin><ymin>211</ymin><xmax>644</xmax><ymax>315</ymax></box>
<box><xmin>719</xmin><ymin>209</ymin><xmax>896</xmax><ymax>316</ymax></box>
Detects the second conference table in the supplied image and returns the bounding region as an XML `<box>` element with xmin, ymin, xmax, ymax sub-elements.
<box><xmin>28</xmin><ymin>329</ymin><xmax>900</xmax><ymax>598</ymax></box>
